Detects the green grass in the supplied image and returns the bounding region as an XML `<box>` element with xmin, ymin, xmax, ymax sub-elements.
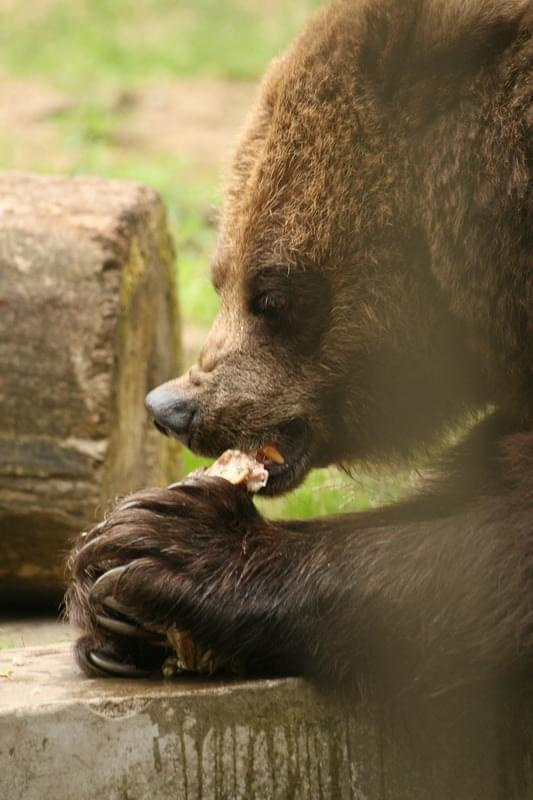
<box><xmin>258</xmin><ymin>467</ymin><xmax>413</xmax><ymax>519</ymax></box>
<box><xmin>0</xmin><ymin>0</ymin><xmax>322</xmax><ymax>89</ymax></box>
<box><xmin>0</xmin><ymin>0</ymin><xmax>415</xmax><ymax>519</ymax></box>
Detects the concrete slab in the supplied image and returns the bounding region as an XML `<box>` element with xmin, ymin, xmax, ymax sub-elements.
<box><xmin>0</xmin><ymin>643</ymin><xmax>380</xmax><ymax>800</ymax></box>
<box><xmin>0</xmin><ymin>616</ymin><xmax>73</xmax><ymax>650</ymax></box>
<box><xmin>2</xmin><ymin>643</ymin><xmax>532</xmax><ymax>799</ymax></box>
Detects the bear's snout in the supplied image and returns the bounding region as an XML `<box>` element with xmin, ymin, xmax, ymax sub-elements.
<box><xmin>145</xmin><ymin>384</ymin><xmax>198</xmax><ymax>443</ymax></box>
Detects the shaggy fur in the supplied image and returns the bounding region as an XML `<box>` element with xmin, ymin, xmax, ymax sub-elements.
<box><xmin>66</xmin><ymin>0</ymin><xmax>532</xmax><ymax>707</ymax></box>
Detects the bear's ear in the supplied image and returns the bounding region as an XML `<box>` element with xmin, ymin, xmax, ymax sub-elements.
<box><xmin>358</xmin><ymin>0</ymin><xmax>528</xmax><ymax>109</ymax></box>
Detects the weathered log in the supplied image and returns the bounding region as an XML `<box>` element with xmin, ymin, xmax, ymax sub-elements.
<box><xmin>0</xmin><ymin>172</ymin><xmax>181</xmax><ymax>602</ymax></box>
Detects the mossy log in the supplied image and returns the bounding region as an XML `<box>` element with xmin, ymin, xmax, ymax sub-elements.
<box><xmin>0</xmin><ymin>172</ymin><xmax>181</xmax><ymax>602</ymax></box>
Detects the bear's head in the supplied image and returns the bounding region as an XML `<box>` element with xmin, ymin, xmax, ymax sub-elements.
<box><xmin>146</xmin><ymin>0</ymin><xmax>525</xmax><ymax>494</ymax></box>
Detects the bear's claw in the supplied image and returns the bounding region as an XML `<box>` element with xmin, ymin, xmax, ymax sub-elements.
<box><xmin>90</xmin><ymin>566</ymin><xmax>166</xmax><ymax>644</ymax></box>
<box><xmin>87</xmin><ymin>649</ymin><xmax>152</xmax><ymax>678</ymax></box>
<box><xmin>89</xmin><ymin>565</ymin><xmax>129</xmax><ymax>608</ymax></box>
<box><xmin>93</xmin><ymin>612</ymin><xmax>161</xmax><ymax>642</ymax></box>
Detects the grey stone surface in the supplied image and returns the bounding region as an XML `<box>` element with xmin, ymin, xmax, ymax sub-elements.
<box><xmin>0</xmin><ymin>644</ymin><xmax>379</xmax><ymax>800</ymax></box>
<box><xmin>0</xmin><ymin>616</ymin><xmax>72</xmax><ymax>649</ymax></box>
<box><xmin>1</xmin><ymin>644</ymin><xmax>533</xmax><ymax>799</ymax></box>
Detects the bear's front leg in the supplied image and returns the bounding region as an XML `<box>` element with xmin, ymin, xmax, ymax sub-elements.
<box><xmin>65</xmin><ymin>477</ymin><xmax>315</xmax><ymax>678</ymax></box>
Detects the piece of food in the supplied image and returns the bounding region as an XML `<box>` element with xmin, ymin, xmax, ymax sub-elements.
<box><xmin>187</xmin><ymin>444</ymin><xmax>285</xmax><ymax>493</ymax></box>
<box><xmin>203</xmin><ymin>449</ymin><xmax>269</xmax><ymax>492</ymax></box>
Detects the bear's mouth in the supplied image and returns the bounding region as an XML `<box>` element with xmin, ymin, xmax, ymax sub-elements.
<box><xmin>153</xmin><ymin>414</ymin><xmax>311</xmax><ymax>496</ymax></box>
<box><xmin>250</xmin><ymin>418</ymin><xmax>311</xmax><ymax>496</ymax></box>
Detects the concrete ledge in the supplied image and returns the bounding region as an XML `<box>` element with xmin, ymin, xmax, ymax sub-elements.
<box><xmin>0</xmin><ymin>644</ymin><xmax>379</xmax><ymax>800</ymax></box>
<box><xmin>3</xmin><ymin>644</ymin><xmax>533</xmax><ymax>799</ymax></box>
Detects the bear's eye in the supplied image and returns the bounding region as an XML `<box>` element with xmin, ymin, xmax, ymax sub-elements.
<box><xmin>253</xmin><ymin>290</ymin><xmax>290</xmax><ymax>318</ymax></box>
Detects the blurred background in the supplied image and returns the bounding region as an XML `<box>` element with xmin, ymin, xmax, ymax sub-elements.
<box><xmin>0</xmin><ymin>0</ymin><xmax>414</xmax><ymax>533</ymax></box>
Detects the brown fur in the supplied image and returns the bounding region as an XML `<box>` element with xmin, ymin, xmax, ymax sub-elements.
<box><xmin>67</xmin><ymin>0</ymin><xmax>532</xmax><ymax>715</ymax></box>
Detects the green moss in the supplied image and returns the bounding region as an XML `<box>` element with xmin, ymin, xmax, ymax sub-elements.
<box><xmin>119</xmin><ymin>239</ymin><xmax>146</xmax><ymax>312</ymax></box>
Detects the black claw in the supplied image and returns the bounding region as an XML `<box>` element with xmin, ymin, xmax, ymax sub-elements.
<box><xmin>116</xmin><ymin>498</ymin><xmax>148</xmax><ymax>512</ymax></box>
<box><xmin>178</xmin><ymin>475</ymin><xmax>207</xmax><ymax>489</ymax></box>
<box><xmin>94</xmin><ymin>613</ymin><xmax>165</xmax><ymax>645</ymax></box>
<box><xmin>88</xmin><ymin>649</ymin><xmax>152</xmax><ymax>678</ymax></box>
<box><xmin>90</xmin><ymin>566</ymin><xmax>167</xmax><ymax>646</ymax></box>
<box><xmin>168</xmin><ymin>473</ymin><xmax>229</xmax><ymax>493</ymax></box>
<box><xmin>101</xmin><ymin>594</ymin><xmax>136</xmax><ymax>619</ymax></box>
<box><xmin>94</xmin><ymin>612</ymin><xmax>137</xmax><ymax>637</ymax></box>
<box><xmin>167</xmin><ymin>473</ymin><xmax>205</xmax><ymax>491</ymax></box>
<box><xmin>89</xmin><ymin>565</ymin><xmax>129</xmax><ymax>607</ymax></box>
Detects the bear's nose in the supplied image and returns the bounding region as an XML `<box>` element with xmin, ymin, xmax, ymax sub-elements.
<box><xmin>145</xmin><ymin>385</ymin><xmax>198</xmax><ymax>441</ymax></box>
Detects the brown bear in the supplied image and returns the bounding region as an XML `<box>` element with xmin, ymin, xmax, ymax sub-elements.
<box><xmin>66</xmin><ymin>0</ymin><xmax>532</xmax><ymax>700</ymax></box>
